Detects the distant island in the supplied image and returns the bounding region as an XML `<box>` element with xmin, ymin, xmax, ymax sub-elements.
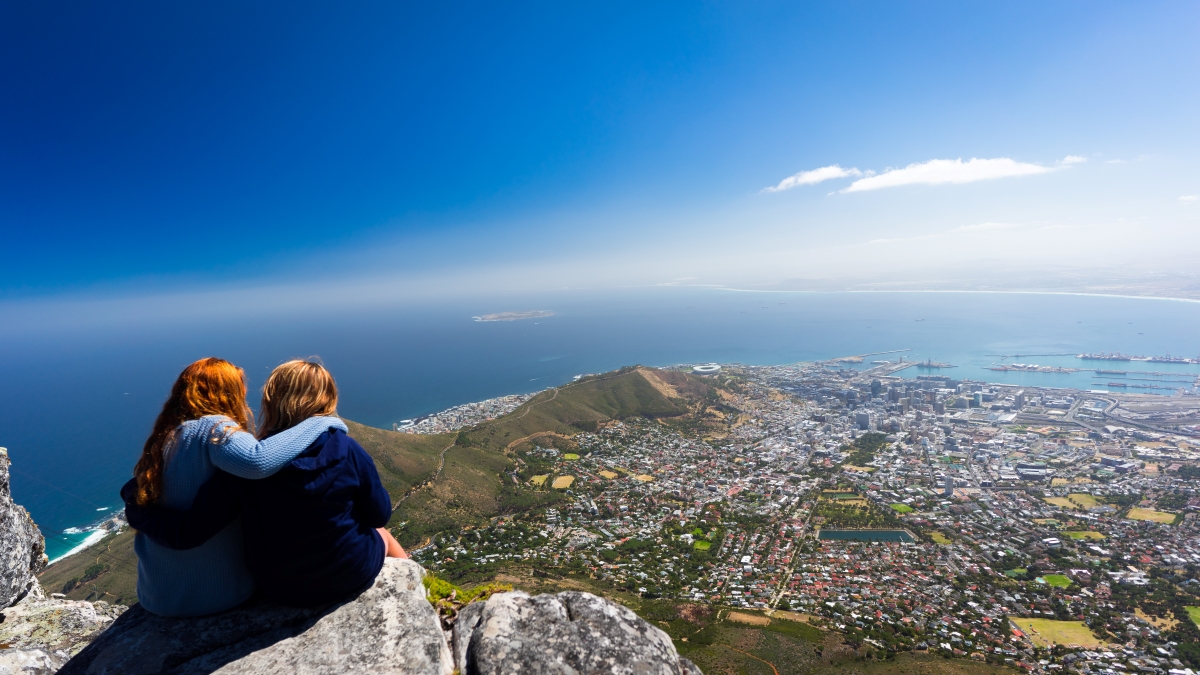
<box><xmin>472</xmin><ymin>310</ymin><xmax>554</xmax><ymax>322</ymax></box>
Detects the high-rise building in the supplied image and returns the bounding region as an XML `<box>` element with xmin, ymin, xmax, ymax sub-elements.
<box><xmin>855</xmin><ymin>411</ymin><xmax>870</xmax><ymax>430</ymax></box>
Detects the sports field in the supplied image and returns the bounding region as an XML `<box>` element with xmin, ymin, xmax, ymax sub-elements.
<box><xmin>1010</xmin><ymin>618</ymin><xmax>1105</xmax><ymax>648</ymax></box>
<box><xmin>1067</xmin><ymin>493</ymin><xmax>1101</xmax><ymax>509</ymax></box>
<box><xmin>890</xmin><ymin>503</ymin><xmax>913</xmax><ymax>513</ymax></box>
<box><xmin>1043</xmin><ymin>497</ymin><xmax>1076</xmax><ymax>509</ymax></box>
<box><xmin>1186</xmin><ymin>606</ymin><xmax>1200</xmax><ymax>628</ymax></box>
<box><xmin>1042</xmin><ymin>574</ymin><xmax>1072</xmax><ymax>588</ymax></box>
<box><xmin>551</xmin><ymin>475</ymin><xmax>575</xmax><ymax>489</ymax></box>
<box><xmin>1125</xmin><ymin>507</ymin><xmax>1176</xmax><ymax>523</ymax></box>
<box><xmin>562</xmin><ymin>453</ymin><xmax>580</xmax><ymax>460</ymax></box>
<box><xmin>726</xmin><ymin>611</ymin><xmax>770</xmax><ymax>626</ymax></box>
<box><xmin>844</xmin><ymin>465</ymin><xmax>876</xmax><ymax>473</ymax></box>
<box><xmin>531</xmin><ymin>474</ymin><xmax>548</xmax><ymax>486</ymax></box>
<box><xmin>929</xmin><ymin>532</ymin><xmax>951</xmax><ymax>544</ymax></box>
<box><xmin>598</xmin><ymin>470</ymin><xmax>618</xmax><ymax>479</ymax></box>
<box><xmin>1063</xmin><ymin>530</ymin><xmax>1105</xmax><ymax>540</ymax></box>
<box><xmin>693</xmin><ymin>540</ymin><xmax>712</xmax><ymax>551</ymax></box>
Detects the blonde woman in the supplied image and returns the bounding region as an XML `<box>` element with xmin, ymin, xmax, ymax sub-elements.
<box><xmin>125</xmin><ymin>357</ymin><xmax>346</xmax><ymax>617</ymax></box>
<box><xmin>126</xmin><ymin>359</ymin><xmax>405</xmax><ymax>608</ymax></box>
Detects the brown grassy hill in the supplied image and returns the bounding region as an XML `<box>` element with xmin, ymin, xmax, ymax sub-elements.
<box><xmin>343</xmin><ymin>420</ymin><xmax>453</xmax><ymax>498</ymax></box>
<box><xmin>389</xmin><ymin>367</ymin><xmax>732</xmax><ymax>545</ymax></box>
<box><xmin>455</xmin><ymin>367</ymin><xmax>707</xmax><ymax>451</ymax></box>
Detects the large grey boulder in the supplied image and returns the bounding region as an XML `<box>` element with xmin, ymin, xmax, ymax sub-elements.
<box><xmin>58</xmin><ymin>558</ymin><xmax>452</xmax><ymax>675</ymax></box>
<box><xmin>0</xmin><ymin>595</ymin><xmax>127</xmax><ymax>674</ymax></box>
<box><xmin>452</xmin><ymin>590</ymin><xmax>702</xmax><ymax>675</ymax></box>
<box><xmin>0</xmin><ymin>447</ymin><xmax>47</xmax><ymax>609</ymax></box>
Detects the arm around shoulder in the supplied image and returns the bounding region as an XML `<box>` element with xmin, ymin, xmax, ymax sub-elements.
<box><xmin>209</xmin><ymin>416</ymin><xmax>348</xmax><ymax>479</ymax></box>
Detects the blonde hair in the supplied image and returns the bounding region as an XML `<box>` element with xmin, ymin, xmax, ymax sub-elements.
<box><xmin>257</xmin><ymin>359</ymin><xmax>338</xmax><ymax>439</ymax></box>
<box><xmin>135</xmin><ymin>358</ymin><xmax>253</xmax><ymax>505</ymax></box>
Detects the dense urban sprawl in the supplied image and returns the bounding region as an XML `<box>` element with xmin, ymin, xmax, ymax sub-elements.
<box><xmin>412</xmin><ymin>362</ymin><xmax>1200</xmax><ymax>675</ymax></box>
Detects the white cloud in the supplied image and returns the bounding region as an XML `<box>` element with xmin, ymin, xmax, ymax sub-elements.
<box><xmin>841</xmin><ymin>157</ymin><xmax>1058</xmax><ymax>193</ymax></box>
<box><xmin>762</xmin><ymin>165</ymin><xmax>861</xmax><ymax>192</ymax></box>
<box><xmin>1181</xmin><ymin>195</ymin><xmax>1198</xmax><ymax>203</ymax></box>
<box><xmin>1059</xmin><ymin>155</ymin><xmax>1087</xmax><ymax>165</ymax></box>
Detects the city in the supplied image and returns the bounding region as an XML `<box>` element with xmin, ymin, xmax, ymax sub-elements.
<box><xmin>409</xmin><ymin>362</ymin><xmax>1200</xmax><ymax>675</ymax></box>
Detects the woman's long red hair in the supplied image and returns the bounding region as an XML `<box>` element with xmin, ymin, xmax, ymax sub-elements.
<box><xmin>133</xmin><ymin>357</ymin><xmax>253</xmax><ymax>505</ymax></box>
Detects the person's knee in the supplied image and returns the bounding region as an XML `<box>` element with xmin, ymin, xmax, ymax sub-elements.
<box><xmin>377</xmin><ymin>527</ymin><xmax>407</xmax><ymax>558</ymax></box>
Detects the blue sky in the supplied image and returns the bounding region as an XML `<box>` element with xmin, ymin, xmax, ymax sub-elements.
<box><xmin>2</xmin><ymin>1</ymin><xmax>1198</xmax><ymax>308</ymax></box>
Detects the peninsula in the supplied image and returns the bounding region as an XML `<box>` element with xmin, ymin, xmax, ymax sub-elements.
<box><xmin>473</xmin><ymin>310</ymin><xmax>554</xmax><ymax>322</ymax></box>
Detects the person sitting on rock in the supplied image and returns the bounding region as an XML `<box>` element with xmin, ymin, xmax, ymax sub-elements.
<box><xmin>124</xmin><ymin>358</ymin><xmax>406</xmax><ymax>609</ymax></box>
<box><xmin>127</xmin><ymin>357</ymin><xmax>347</xmax><ymax>617</ymax></box>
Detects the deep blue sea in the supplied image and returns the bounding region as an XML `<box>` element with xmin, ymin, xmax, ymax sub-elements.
<box><xmin>3</xmin><ymin>288</ymin><xmax>1200</xmax><ymax>560</ymax></box>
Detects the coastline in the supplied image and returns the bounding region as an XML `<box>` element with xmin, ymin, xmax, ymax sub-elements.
<box><xmin>46</xmin><ymin>511</ymin><xmax>126</xmax><ymax>564</ymax></box>
<box><xmin>49</xmin><ymin>528</ymin><xmax>110</xmax><ymax>564</ymax></box>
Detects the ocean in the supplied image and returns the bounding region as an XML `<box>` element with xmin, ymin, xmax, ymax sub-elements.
<box><xmin>3</xmin><ymin>287</ymin><xmax>1199</xmax><ymax>560</ymax></box>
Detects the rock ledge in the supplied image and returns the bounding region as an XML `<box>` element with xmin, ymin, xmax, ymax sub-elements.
<box><xmin>53</xmin><ymin>560</ymin><xmax>702</xmax><ymax>674</ymax></box>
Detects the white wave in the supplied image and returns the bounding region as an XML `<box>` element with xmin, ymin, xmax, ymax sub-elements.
<box><xmin>50</xmin><ymin>530</ymin><xmax>108</xmax><ymax>564</ymax></box>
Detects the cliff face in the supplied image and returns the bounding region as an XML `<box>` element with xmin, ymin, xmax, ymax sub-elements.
<box><xmin>0</xmin><ymin>447</ymin><xmax>47</xmax><ymax>608</ymax></box>
<box><xmin>0</xmin><ymin>448</ymin><xmax>129</xmax><ymax>675</ymax></box>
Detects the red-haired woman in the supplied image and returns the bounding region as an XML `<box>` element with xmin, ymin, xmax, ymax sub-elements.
<box><xmin>129</xmin><ymin>357</ymin><xmax>345</xmax><ymax>617</ymax></box>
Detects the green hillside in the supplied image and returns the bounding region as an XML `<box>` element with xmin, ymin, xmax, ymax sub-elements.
<box><xmin>38</xmin><ymin>529</ymin><xmax>139</xmax><ymax>606</ymax></box>
<box><xmin>389</xmin><ymin>367</ymin><xmax>729</xmax><ymax>546</ymax></box>
<box><xmin>344</xmin><ymin>419</ymin><xmax>452</xmax><ymax>499</ymax></box>
<box><xmin>38</xmin><ymin>366</ymin><xmax>722</xmax><ymax>603</ymax></box>
<box><xmin>456</xmin><ymin>367</ymin><xmax>693</xmax><ymax>451</ymax></box>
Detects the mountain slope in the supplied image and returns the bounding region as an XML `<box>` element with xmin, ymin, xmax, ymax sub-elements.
<box><xmin>390</xmin><ymin>367</ymin><xmax>726</xmax><ymax>545</ymax></box>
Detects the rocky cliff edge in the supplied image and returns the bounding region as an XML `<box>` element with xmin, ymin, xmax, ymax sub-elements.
<box><xmin>0</xmin><ymin>448</ymin><xmax>47</xmax><ymax>609</ymax></box>
<box><xmin>55</xmin><ymin>558</ymin><xmax>701</xmax><ymax>675</ymax></box>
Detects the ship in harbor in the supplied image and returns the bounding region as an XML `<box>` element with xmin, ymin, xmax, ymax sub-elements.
<box><xmin>1099</xmin><ymin>381</ymin><xmax>1176</xmax><ymax>390</ymax></box>
<box><xmin>987</xmin><ymin>363</ymin><xmax>1079</xmax><ymax>374</ymax></box>
<box><xmin>1077</xmin><ymin>352</ymin><xmax>1200</xmax><ymax>364</ymax></box>
<box><xmin>1077</xmin><ymin>352</ymin><xmax>1132</xmax><ymax>361</ymax></box>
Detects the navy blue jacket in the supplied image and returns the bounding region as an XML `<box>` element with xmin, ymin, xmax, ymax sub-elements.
<box><xmin>123</xmin><ymin>429</ymin><xmax>391</xmax><ymax>607</ymax></box>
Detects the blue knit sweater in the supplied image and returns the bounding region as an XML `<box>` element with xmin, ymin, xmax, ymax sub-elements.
<box><xmin>133</xmin><ymin>415</ymin><xmax>346</xmax><ymax>617</ymax></box>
